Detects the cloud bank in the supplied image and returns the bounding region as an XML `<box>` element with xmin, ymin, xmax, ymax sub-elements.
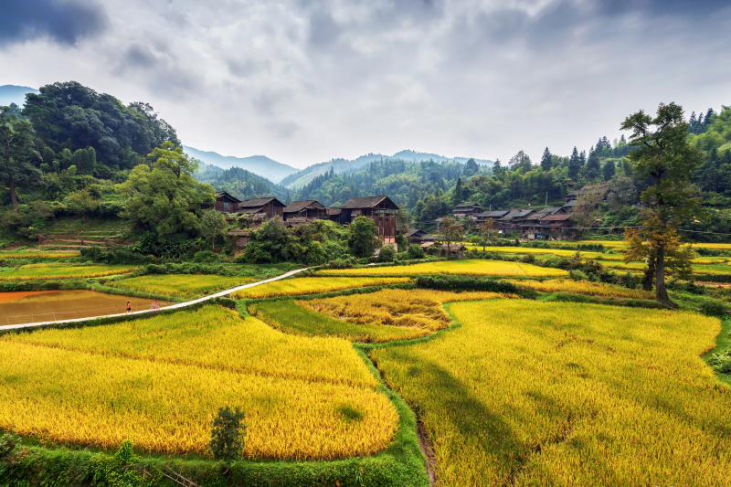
<box><xmin>1</xmin><ymin>0</ymin><xmax>730</xmax><ymax>168</ymax></box>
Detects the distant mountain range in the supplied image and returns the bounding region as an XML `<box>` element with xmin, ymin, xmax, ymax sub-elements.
<box><xmin>0</xmin><ymin>85</ymin><xmax>38</xmax><ymax>106</ymax></box>
<box><xmin>183</xmin><ymin>146</ymin><xmax>298</xmax><ymax>184</ymax></box>
<box><xmin>280</xmin><ymin>150</ymin><xmax>494</xmax><ymax>189</ymax></box>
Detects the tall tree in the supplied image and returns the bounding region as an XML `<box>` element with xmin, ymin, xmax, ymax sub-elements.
<box><xmin>0</xmin><ymin>107</ymin><xmax>40</xmax><ymax>210</ymax></box>
<box><xmin>119</xmin><ymin>142</ymin><xmax>214</xmax><ymax>241</ymax></box>
<box><xmin>584</xmin><ymin>148</ymin><xmax>601</xmax><ymax>181</ymax></box>
<box><xmin>440</xmin><ymin>216</ymin><xmax>464</xmax><ymax>255</ymax></box>
<box><xmin>540</xmin><ymin>147</ymin><xmax>553</xmax><ymax>171</ymax></box>
<box><xmin>621</xmin><ymin>102</ymin><xmax>703</xmax><ymax>306</ymax></box>
<box><xmin>568</xmin><ymin>147</ymin><xmax>582</xmax><ymax>180</ymax></box>
<box><xmin>602</xmin><ymin>160</ymin><xmax>616</xmax><ymax>181</ymax></box>
<box><xmin>348</xmin><ymin>216</ymin><xmax>380</xmax><ymax>257</ymax></box>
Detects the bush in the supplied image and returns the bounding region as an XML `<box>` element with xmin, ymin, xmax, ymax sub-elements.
<box><xmin>708</xmin><ymin>350</ymin><xmax>731</xmax><ymax>374</ymax></box>
<box><xmin>698</xmin><ymin>299</ymin><xmax>729</xmax><ymax>318</ymax></box>
<box><xmin>81</xmin><ymin>246</ymin><xmax>156</xmax><ymax>265</ymax></box>
<box><xmin>407</xmin><ymin>244</ymin><xmax>425</xmax><ymax>259</ymax></box>
<box><xmin>415</xmin><ymin>275</ymin><xmax>529</xmax><ymax>296</ymax></box>
<box><xmin>0</xmin><ymin>434</ymin><xmax>19</xmax><ymax>459</ymax></box>
<box><xmin>210</xmin><ymin>407</ymin><xmax>246</xmax><ymax>461</ymax></box>
<box><xmin>379</xmin><ymin>245</ymin><xmax>396</xmax><ymax>263</ymax></box>
<box><xmin>193</xmin><ymin>250</ymin><xmax>219</xmax><ymax>263</ymax></box>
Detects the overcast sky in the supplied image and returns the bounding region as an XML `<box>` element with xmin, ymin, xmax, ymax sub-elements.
<box><xmin>2</xmin><ymin>0</ymin><xmax>730</xmax><ymax>168</ymax></box>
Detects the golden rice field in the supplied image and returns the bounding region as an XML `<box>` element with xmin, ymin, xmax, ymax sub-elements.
<box><xmin>371</xmin><ymin>300</ymin><xmax>730</xmax><ymax>486</ymax></box>
<box><xmin>465</xmin><ymin>244</ymin><xmax>607</xmax><ymax>260</ymax></box>
<box><xmin>303</xmin><ymin>289</ymin><xmax>514</xmax><ymax>332</ymax></box>
<box><xmin>234</xmin><ymin>276</ymin><xmax>410</xmax><ymax>299</ymax></box>
<box><xmin>317</xmin><ymin>259</ymin><xmax>568</xmax><ymax>278</ymax></box>
<box><xmin>0</xmin><ymin>250</ymin><xmax>80</xmax><ymax>259</ymax></box>
<box><xmin>109</xmin><ymin>273</ymin><xmax>254</xmax><ymax>298</ymax></box>
<box><xmin>0</xmin><ymin>263</ymin><xmax>136</xmax><ymax>280</ymax></box>
<box><xmin>0</xmin><ymin>306</ymin><xmax>397</xmax><ymax>459</ymax></box>
<box><xmin>509</xmin><ymin>279</ymin><xmax>654</xmax><ymax>300</ymax></box>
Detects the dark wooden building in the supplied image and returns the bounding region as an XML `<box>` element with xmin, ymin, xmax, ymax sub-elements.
<box><xmin>453</xmin><ymin>203</ymin><xmax>483</xmax><ymax>219</ymax></box>
<box><xmin>283</xmin><ymin>200</ymin><xmax>328</xmax><ymax>222</ymax></box>
<box><xmin>215</xmin><ymin>191</ymin><xmax>242</xmax><ymax>213</ymax></box>
<box><xmin>237</xmin><ymin>197</ymin><xmax>285</xmax><ymax>219</ymax></box>
<box><xmin>340</xmin><ymin>195</ymin><xmax>399</xmax><ymax>244</ymax></box>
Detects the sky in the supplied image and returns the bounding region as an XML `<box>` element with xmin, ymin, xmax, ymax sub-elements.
<box><xmin>2</xmin><ymin>0</ymin><xmax>730</xmax><ymax>169</ymax></box>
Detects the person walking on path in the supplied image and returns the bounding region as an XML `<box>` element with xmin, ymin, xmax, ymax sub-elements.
<box><xmin>126</xmin><ymin>301</ymin><xmax>132</xmax><ymax>313</ymax></box>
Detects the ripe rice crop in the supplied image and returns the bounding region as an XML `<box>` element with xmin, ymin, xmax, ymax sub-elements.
<box><xmin>465</xmin><ymin>245</ymin><xmax>607</xmax><ymax>260</ymax></box>
<box><xmin>509</xmin><ymin>278</ymin><xmax>654</xmax><ymax>300</ymax></box>
<box><xmin>371</xmin><ymin>300</ymin><xmax>730</xmax><ymax>486</ymax></box>
<box><xmin>317</xmin><ymin>259</ymin><xmax>568</xmax><ymax>278</ymax></box>
<box><xmin>0</xmin><ymin>263</ymin><xmax>136</xmax><ymax>280</ymax></box>
<box><xmin>252</xmin><ymin>299</ymin><xmax>426</xmax><ymax>343</ymax></box>
<box><xmin>0</xmin><ymin>342</ymin><xmax>396</xmax><ymax>459</ymax></box>
<box><xmin>303</xmin><ymin>289</ymin><xmax>513</xmax><ymax>332</ymax></box>
<box><xmin>0</xmin><ymin>306</ymin><xmax>398</xmax><ymax>459</ymax></box>
<box><xmin>0</xmin><ymin>251</ymin><xmax>80</xmax><ymax>259</ymax></box>
<box><xmin>234</xmin><ymin>276</ymin><xmax>410</xmax><ymax>299</ymax></box>
<box><xmin>5</xmin><ymin>305</ymin><xmax>376</xmax><ymax>388</ymax></box>
<box><xmin>110</xmin><ymin>273</ymin><xmax>254</xmax><ymax>298</ymax></box>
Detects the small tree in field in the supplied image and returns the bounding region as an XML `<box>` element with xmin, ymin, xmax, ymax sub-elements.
<box><xmin>621</xmin><ymin>102</ymin><xmax>703</xmax><ymax>306</ymax></box>
<box><xmin>210</xmin><ymin>407</ymin><xmax>246</xmax><ymax>461</ymax></box>
<box><xmin>348</xmin><ymin>216</ymin><xmax>380</xmax><ymax>257</ymax></box>
<box><xmin>440</xmin><ymin>217</ymin><xmax>464</xmax><ymax>256</ymax></box>
<box><xmin>201</xmin><ymin>209</ymin><xmax>227</xmax><ymax>251</ymax></box>
<box><xmin>478</xmin><ymin>218</ymin><xmax>497</xmax><ymax>251</ymax></box>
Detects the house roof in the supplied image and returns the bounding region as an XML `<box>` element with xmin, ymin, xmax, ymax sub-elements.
<box><xmin>523</xmin><ymin>207</ymin><xmax>561</xmax><ymax>220</ymax></box>
<box><xmin>454</xmin><ymin>202</ymin><xmax>481</xmax><ymax>209</ymax></box>
<box><xmin>216</xmin><ymin>191</ymin><xmax>241</xmax><ymax>203</ymax></box>
<box><xmin>478</xmin><ymin>210</ymin><xmax>509</xmax><ymax>219</ymax></box>
<box><xmin>284</xmin><ymin>200</ymin><xmax>325</xmax><ymax>213</ymax></box>
<box><xmin>327</xmin><ymin>208</ymin><xmax>342</xmax><ymax>216</ymax></box>
<box><xmin>499</xmin><ymin>209</ymin><xmax>534</xmax><ymax>221</ymax></box>
<box><xmin>341</xmin><ymin>195</ymin><xmax>398</xmax><ymax>210</ymax></box>
<box><xmin>540</xmin><ymin>213</ymin><xmax>572</xmax><ymax>222</ymax></box>
<box><xmin>405</xmin><ymin>229</ymin><xmax>427</xmax><ymax>237</ymax></box>
<box><xmin>238</xmin><ymin>197</ymin><xmax>284</xmax><ymax>208</ymax></box>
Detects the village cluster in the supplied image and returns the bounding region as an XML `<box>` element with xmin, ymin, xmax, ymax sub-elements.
<box><xmin>214</xmin><ymin>190</ymin><xmax>578</xmax><ymax>250</ymax></box>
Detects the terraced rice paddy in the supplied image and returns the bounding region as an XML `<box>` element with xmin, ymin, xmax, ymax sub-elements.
<box><xmin>234</xmin><ymin>276</ymin><xmax>410</xmax><ymax>299</ymax></box>
<box><xmin>0</xmin><ymin>290</ymin><xmax>167</xmax><ymax>326</ymax></box>
<box><xmin>509</xmin><ymin>278</ymin><xmax>654</xmax><ymax>299</ymax></box>
<box><xmin>317</xmin><ymin>259</ymin><xmax>568</xmax><ymax>278</ymax></box>
<box><xmin>109</xmin><ymin>273</ymin><xmax>254</xmax><ymax>298</ymax></box>
<box><xmin>371</xmin><ymin>300</ymin><xmax>730</xmax><ymax>486</ymax></box>
<box><xmin>0</xmin><ymin>306</ymin><xmax>397</xmax><ymax>459</ymax></box>
<box><xmin>0</xmin><ymin>250</ymin><xmax>80</xmax><ymax>260</ymax></box>
<box><xmin>0</xmin><ymin>263</ymin><xmax>136</xmax><ymax>281</ymax></box>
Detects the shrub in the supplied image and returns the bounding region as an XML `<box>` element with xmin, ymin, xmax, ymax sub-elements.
<box><xmin>698</xmin><ymin>299</ymin><xmax>728</xmax><ymax>318</ymax></box>
<box><xmin>92</xmin><ymin>440</ymin><xmax>147</xmax><ymax>487</ymax></box>
<box><xmin>408</xmin><ymin>244</ymin><xmax>425</xmax><ymax>259</ymax></box>
<box><xmin>379</xmin><ymin>245</ymin><xmax>396</xmax><ymax>263</ymax></box>
<box><xmin>82</xmin><ymin>246</ymin><xmax>156</xmax><ymax>265</ymax></box>
<box><xmin>415</xmin><ymin>275</ymin><xmax>525</xmax><ymax>295</ymax></box>
<box><xmin>193</xmin><ymin>250</ymin><xmax>219</xmax><ymax>263</ymax></box>
<box><xmin>0</xmin><ymin>433</ymin><xmax>19</xmax><ymax>459</ymax></box>
<box><xmin>209</xmin><ymin>407</ymin><xmax>246</xmax><ymax>461</ymax></box>
<box><xmin>708</xmin><ymin>350</ymin><xmax>731</xmax><ymax>374</ymax></box>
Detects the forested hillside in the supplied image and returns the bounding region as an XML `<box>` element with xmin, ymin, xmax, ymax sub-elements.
<box><xmin>195</xmin><ymin>165</ymin><xmax>289</xmax><ymax>201</ymax></box>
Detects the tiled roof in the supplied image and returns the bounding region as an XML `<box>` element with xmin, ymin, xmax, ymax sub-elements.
<box><xmin>284</xmin><ymin>200</ymin><xmax>325</xmax><ymax>213</ymax></box>
<box><xmin>540</xmin><ymin>213</ymin><xmax>572</xmax><ymax>221</ymax></box>
<box><xmin>238</xmin><ymin>197</ymin><xmax>283</xmax><ymax>208</ymax></box>
<box><xmin>341</xmin><ymin>195</ymin><xmax>395</xmax><ymax>209</ymax></box>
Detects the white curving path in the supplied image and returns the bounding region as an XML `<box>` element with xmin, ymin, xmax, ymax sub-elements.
<box><xmin>0</xmin><ymin>267</ymin><xmax>309</xmax><ymax>332</ymax></box>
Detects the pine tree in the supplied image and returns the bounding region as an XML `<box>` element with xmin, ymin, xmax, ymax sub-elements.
<box><xmin>568</xmin><ymin>147</ymin><xmax>581</xmax><ymax>180</ymax></box>
<box><xmin>585</xmin><ymin>148</ymin><xmax>601</xmax><ymax>181</ymax></box>
<box><xmin>602</xmin><ymin>160</ymin><xmax>616</xmax><ymax>181</ymax></box>
<box><xmin>540</xmin><ymin>147</ymin><xmax>552</xmax><ymax>171</ymax></box>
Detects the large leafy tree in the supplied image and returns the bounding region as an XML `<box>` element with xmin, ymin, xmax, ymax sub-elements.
<box><xmin>120</xmin><ymin>142</ymin><xmax>214</xmax><ymax>241</ymax></box>
<box><xmin>23</xmin><ymin>81</ymin><xmax>179</xmax><ymax>169</ymax></box>
<box><xmin>0</xmin><ymin>107</ymin><xmax>40</xmax><ymax>210</ymax></box>
<box><xmin>348</xmin><ymin>216</ymin><xmax>380</xmax><ymax>257</ymax></box>
<box><xmin>621</xmin><ymin>102</ymin><xmax>703</xmax><ymax>306</ymax></box>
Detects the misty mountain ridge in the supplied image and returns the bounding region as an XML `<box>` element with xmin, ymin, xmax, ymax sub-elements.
<box><xmin>183</xmin><ymin>145</ymin><xmax>298</xmax><ymax>184</ymax></box>
<box><xmin>0</xmin><ymin>85</ymin><xmax>38</xmax><ymax>106</ymax></box>
<box><xmin>280</xmin><ymin>150</ymin><xmax>494</xmax><ymax>189</ymax></box>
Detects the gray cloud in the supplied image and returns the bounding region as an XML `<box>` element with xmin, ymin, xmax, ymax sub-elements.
<box><xmin>2</xmin><ymin>0</ymin><xmax>730</xmax><ymax>167</ymax></box>
<box><xmin>0</xmin><ymin>0</ymin><xmax>106</xmax><ymax>46</ymax></box>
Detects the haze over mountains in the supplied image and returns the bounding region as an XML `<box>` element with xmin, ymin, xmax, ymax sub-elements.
<box><xmin>0</xmin><ymin>85</ymin><xmax>37</xmax><ymax>106</ymax></box>
<box><xmin>185</xmin><ymin>145</ymin><xmax>494</xmax><ymax>189</ymax></box>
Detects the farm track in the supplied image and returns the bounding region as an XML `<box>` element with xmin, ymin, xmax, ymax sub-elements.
<box><xmin>0</xmin><ymin>267</ymin><xmax>308</xmax><ymax>331</ymax></box>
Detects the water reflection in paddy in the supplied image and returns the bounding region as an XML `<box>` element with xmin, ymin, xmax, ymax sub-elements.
<box><xmin>0</xmin><ymin>290</ymin><xmax>170</xmax><ymax>326</ymax></box>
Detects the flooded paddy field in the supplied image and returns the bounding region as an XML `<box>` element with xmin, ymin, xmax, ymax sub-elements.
<box><xmin>0</xmin><ymin>290</ymin><xmax>169</xmax><ymax>326</ymax></box>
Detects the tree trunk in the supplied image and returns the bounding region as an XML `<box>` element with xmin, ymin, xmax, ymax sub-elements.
<box><xmin>642</xmin><ymin>256</ymin><xmax>655</xmax><ymax>291</ymax></box>
<box><xmin>8</xmin><ymin>175</ymin><xmax>19</xmax><ymax>211</ymax></box>
<box><xmin>655</xmin><ymin>245</ymin><xmax>676</xmax><ymax>307</ymax></box>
